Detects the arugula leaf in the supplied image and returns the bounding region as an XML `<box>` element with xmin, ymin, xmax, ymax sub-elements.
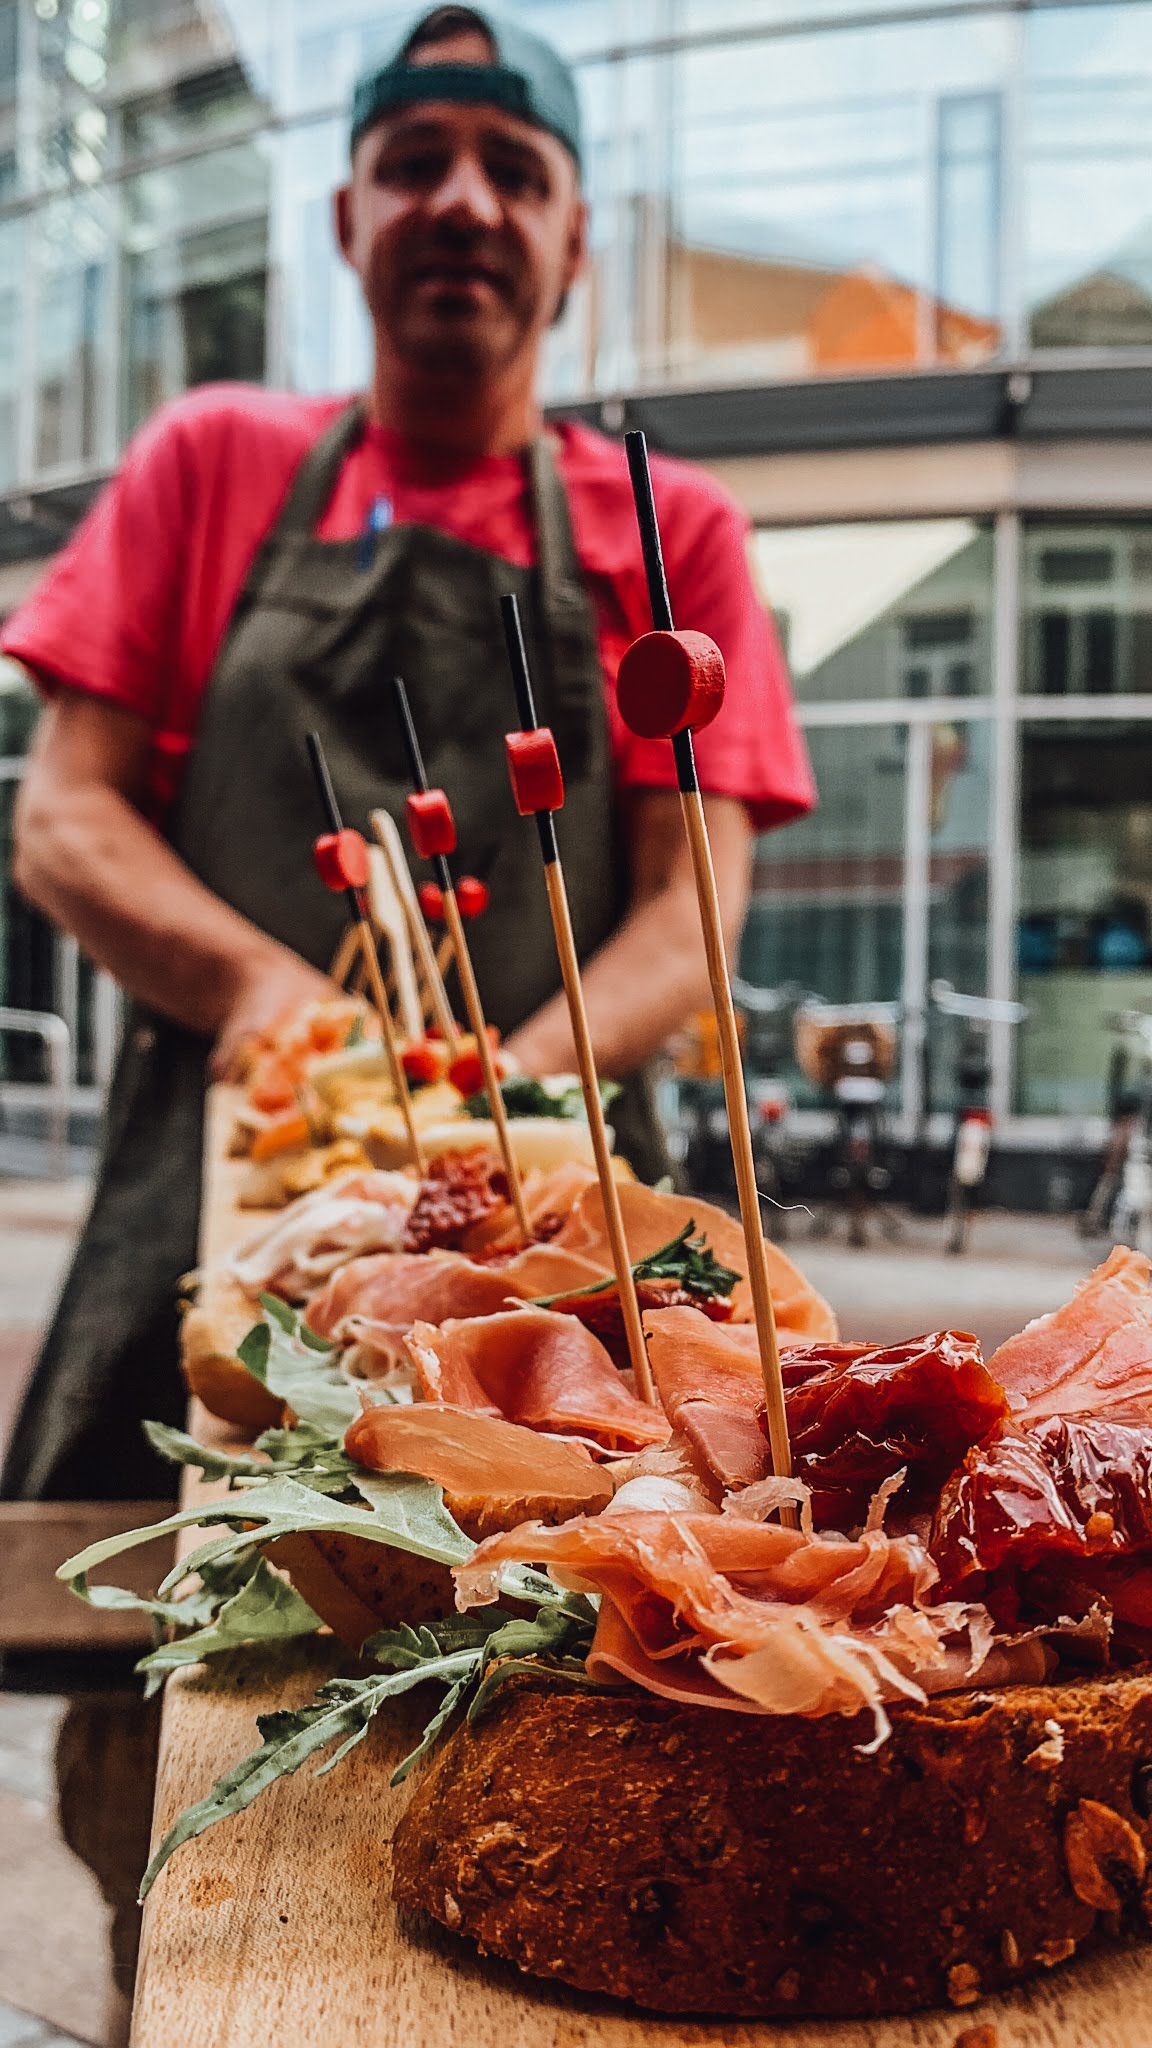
<box><xmin>135</xmin><ymin>1558</ymin><xmax>321</xmax><ymax>1697</ymax></box>
<box><xmin>144</xmin><ymin>1416</ymin><xmax>359</xmax><ymax>1498</ymax></box>
<box><xmin>532</xmin><ymin>1220</ymin><xmax>742</xmax><ymax>1309</ymax></box>
<box><xmin>634</xmin><ymin>1221</ymin><xmax>741</xmax><ymax>1299</ymax></box>
<box><xmin>144</xmin><ymin>1420</ymin><xmax>272</xmax><ymax>1485</ymax></box>
<box><xmin>58</xmin><ymin>1471</ymin><xmax>475</xmax><ymax>1602</ymax></box>
<box><xmin>139</xmin><ymin>1647</ymin><xmax>480</xmax><ymax>1899</ymax></box>
<box><xmin>462</xmin><ymin>1075</ymin><xmax>620</xmax><ymax>1123</ymax></box>
<box><xmin>236</xmin><ymin>1296</ymin><xmax>364</xmax><ymax>1438</ymax></box>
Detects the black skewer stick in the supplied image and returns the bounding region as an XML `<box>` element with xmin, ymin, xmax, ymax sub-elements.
<box><xmin>390</xmin><ymin>677</ymin><xmax>531</xmax><ymax>1241</ymax></box>
<box><xmin>622</xmin><ymin>431</ymin><xmax>793</xmax><ymax>1500</ymax></box>
<box><xmin>500</xmin><ymin>594</ymin><xmax>654</xmax><ymax>1403</ymax></box>
<box><xmin>304</xmin><ymin>731</ymin><xmax>423</xmax><ymax>1169</ymax></box>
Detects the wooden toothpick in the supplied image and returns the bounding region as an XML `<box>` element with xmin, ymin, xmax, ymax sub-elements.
<box><xmin>369</xmin><ymin>807</ymin><xmax>461</xmax><ymax>1054</ymax></box>
<box><xmin>304</xmin><ymin>731</ymin><xmax>424</xmax><ymax>1171</ymax></box>
<box><xmin>621</xmin><ymin>431</ymin><xmax>793</xmax><ymax>1503</ymax></box>
<box><xmin>390</xmin><ymin>678</ymin><xmax>532</xmax><ymax>1244</ymax></box>
<box><xmin>500</xmin><ymin>592</ymin><xmax>655</xmax><ymax>1405</ymax></box>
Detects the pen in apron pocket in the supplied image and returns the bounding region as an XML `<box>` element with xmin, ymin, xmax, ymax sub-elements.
<box><xmin>358</xmin><ymin>492</ymin><xmax>394</xmax><ymax>569</ymax></box>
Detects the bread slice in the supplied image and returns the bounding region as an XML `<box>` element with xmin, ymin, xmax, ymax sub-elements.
<box><xmin>181</xmin><ymin>1271</ymin><xmax>285</xmax><ymax>1433</ymax></box>
<box><xmin>393</xmin><ymin>1668</ymin><xmax>1152</xmax><ymax>2018</ymax></box>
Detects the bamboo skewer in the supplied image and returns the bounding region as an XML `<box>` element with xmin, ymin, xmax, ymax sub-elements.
<box><xmin>500</xmin><ymin>593</ymin><xmax>655</xmax><ymax>1405</ymax></box>
<box><xmin>304</xmin><ymin>731</ymin><xmax>424</xmax><ymax>1172</ymax></box>
<box><xmin>621</xmin><ymin>431</ymin><xmax>793</xmax><ymax>1502</ymax></box>
<box><xmin>369</xmin><ymin>807</ymin><xmax>461</xmax><ymax>1053</ymax></box>
<box><xmin>327</xmin><ymin>924</ymin><xmax>360</xmax><ymax>989</ymax></box>
<box><xmin>390</xmin><ymin>677</ymin><xmax>532</xmax><ymax>1244</ymax></box>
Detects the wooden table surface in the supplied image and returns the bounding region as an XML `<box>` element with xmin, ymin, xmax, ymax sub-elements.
<box><xmin>131</xmin><ymin>1089</ymin><xmax>1152</xmax><ymax>2048</ymax></box>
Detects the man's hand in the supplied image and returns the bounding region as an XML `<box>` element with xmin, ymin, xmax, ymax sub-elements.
<box><xmin>15</xmin><ymin>687</ymin><xmax>331</xmax><ymax>1054</ymax></box>
<box><xmin>211</xmin><ymin>951</ymin><xmax>333</xmax><ymax>1081</ymax></box>
<box><xmin>504</xmin><ymin>789</ymin><xmax>753</xmax><ymax>1078</ymax></box>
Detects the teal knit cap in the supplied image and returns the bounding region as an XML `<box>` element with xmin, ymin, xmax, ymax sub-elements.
<box><xmin>351</xmin><ymin>7</ymin><xmax>583</xmax><ymax>172</ymax></box>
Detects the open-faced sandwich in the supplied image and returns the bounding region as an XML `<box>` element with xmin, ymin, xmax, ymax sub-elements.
<box><xmin>62</xmin><ymin>1244</ymin><xmax>1152</xmax><ymax>2021</ymax></box>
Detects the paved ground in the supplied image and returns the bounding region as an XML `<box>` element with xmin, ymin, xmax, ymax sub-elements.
<box><xmin>0</xmin><ymin>1173</ymin><xmax>1109</xmax><ymax>2047</ymax></box>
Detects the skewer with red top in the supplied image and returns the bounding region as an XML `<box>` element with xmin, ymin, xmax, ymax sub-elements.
<box><xmin>619</xmin><ymin>430</ymin><xmax>793</xmax><ymax>1503</ymax></box>
<box><xmin>500</xmin><ymin>592</ymin><xmax>655</xmax><ymax>1407</ymax></box>
<box><xmin>391</xmin><ymin>676</ymin><xmax>532</xmax><ymax>1244</ymax></box>
<box><xmin>305</xmin><ymin>730</ymin><xmax>423</xmax><ymax>1170</ymax></box>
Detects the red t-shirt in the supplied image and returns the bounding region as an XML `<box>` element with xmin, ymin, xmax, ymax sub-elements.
<box><xmin>3</xmin><ymin>383</ymin><xmax>814</xmax><ymax>831</ymax></box>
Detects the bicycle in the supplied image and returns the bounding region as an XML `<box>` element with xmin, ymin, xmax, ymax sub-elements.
<box><xmin>732</xmin><ymin>979</ymin><xmax>810</xmax><ymax>1236</ymax></box>
<box><xmin>1079</xmin><ymin>1009</ymin><xmax>1152</xmax><ymax>1255</ymax></box>
<box><xmin>929</xmin><ymin>980</ymin><xmax>1027</xmax><ymax>1255</ymax></box>
<box><xmin>794</xmin><ymin>998</ymin><xmax>901</xmax><ymax>1248</ymax></box>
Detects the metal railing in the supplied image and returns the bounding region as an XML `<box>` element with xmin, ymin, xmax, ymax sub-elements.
<box><xmin>0</xmin><ymin>1005</ymin><xmax>72</xmax><ymax>1176</ymax></box>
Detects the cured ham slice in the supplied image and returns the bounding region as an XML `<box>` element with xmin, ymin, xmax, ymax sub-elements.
<box><xmin>646</xmin><ymin>1310</ymin><xmax>772</xmax><ymax>1492</ymax></box>
<box><xmin>454</xmin><ymin>1507</ymin><xmax>1008</xmax><ymax>1746</ymax></box>
<box><xmin>523</xmin><ymin>1180</ymin><xmax>838</xmax><ymax>1340</ymax></box>
<box><xmin>227</xmin><ymin>1170</ymin><xmax>416</xmax><ymax>1300</ymax></box>
<box><xmin>646</xmin><ymin>1308</ymin><xmax>1006</xmax><ymax>1522</ymax></box>
<box><xmin>987</xmin><ymin>1247</ymin><xmax>1152</xmax><ymax>1425</ymax></box>
<box><xmin>407</xmin><ymin>1308</ymin><xmax>671</xmax><ymax>1453</ymax></box>
<box><xmin>306</xmin><ymin>1252</ymin><xmax>518</xmax><ymax>1345</ymax></box>
<box><xmin>786</xmin><ymin>1330</ymin><xmax>1009</xmax><ymax>1526</ymax></box>
<box><xmin>932</xmin><ymin>1410</ymin><xmax>1152</xmax><ymax>1594</ymax></box>
<box><xmin>344</xmin><ymin>1401</ymin><xmax>612</xmax><ymax>1536</ymax></box>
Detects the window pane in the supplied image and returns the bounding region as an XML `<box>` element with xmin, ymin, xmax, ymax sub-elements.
<box><xmin>742</xmin><ymin>723</ymin><xmax>906</xmax><ymax>1098</ymax></box>
<box><xmin>35</xmin><ymin>191</ymin><xmax>112</xmax><ymax>471</ymax></box>
<box><xmin>1022</xmin><ymin>522</ymin><xmax>1152</xmax><ymax>696</ymax></box>
<box><xmin>122</xmin><ymin>140</ymin><xmax>270</xmax><ymax>436</ymax></box>
<box><xmin>1017</xmin><ymin>720</ymin><xmax>1152</xmax><ymax>1115</ymax></box>
<box><xmin>753</xmin><ymin>520</ymin><xmax>993</xmax><ymax>702</ymax></box>
<box><xmin>667</xmin><ymin>14</ymin><xmax>1009</xmax><ymax>385</ymax></box>
<box><xmin>0</xmin><ymin>215</ymin><xmax>23</xmax><ymax>488</ymax></box>
<box><xmin>1025</xmin><ymin>5</ymin><xmax>1152</xmax><ymax>349</ymax></box>
<box><xmin>926</xmin><ymin>719</ymin><xmax>992</xmax><ymax>1110</ymax></box>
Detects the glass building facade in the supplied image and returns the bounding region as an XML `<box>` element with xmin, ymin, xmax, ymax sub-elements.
<box><xmin>2</xmin><ymin>0</ymin><xmax>1152</xmax><ymax>1151</ymax></box>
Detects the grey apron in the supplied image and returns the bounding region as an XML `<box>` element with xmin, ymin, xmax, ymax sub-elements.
<box><xmin>2</xmin><ymin>404</ymin><xmax>666</xmax><ymax>1503</ymax></box>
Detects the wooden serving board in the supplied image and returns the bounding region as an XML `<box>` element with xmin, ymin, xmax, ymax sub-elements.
<box><xmin>131</xmin><ymin>1089</ymin><xmax>1152</xmax><ymax>2048</ymax></box>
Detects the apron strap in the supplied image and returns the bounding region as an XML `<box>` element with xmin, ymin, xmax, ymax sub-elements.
<box><xmin>276</xmin><ymin>400</ymin><xmax>368</xmax><ymax>537</ymax></box>
<box><xmin>528</xmin><ymin>433</ymin><xmax>598</xmax><ymax>778</ymax></box>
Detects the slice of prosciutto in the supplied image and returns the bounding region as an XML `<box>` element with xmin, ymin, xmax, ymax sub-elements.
<box><xmin>646</xmin><ymin>1307</ymin><xmax>1007</xmax><ymax>1523</ymax></box>
<box><xmin>454</xmin><ymin>1506</ymin><xmax>1027</xmax><ymax>1746</ymax></box>
<box><xmin>519</xmin><ymin>1180</ymin><xmax>839</xmax><ymax>1340</ymax></box>
<box><xmin>306</xmin><ymin>1251</ymin><xmax>519</xmax><ymax>1352</ymax></box>
<box><xmin>987</xmin><ymin>1247</ymin><xmax>1152</xmax><ymax>1425</ymax></box>
<box><xmin>344</xmin><ymin>1401</ymin><xmax>612</xmax><ymax>1537</ymax></box>
<box><xmin>227</xmin><ymin>1170</ymin><xmax>417</xmax><ymax>1300</ymax></box>
<box><xmin>406</xmin><ymin>1308</ymin><xmax>671</xmax><ymax>1454</ymax></box>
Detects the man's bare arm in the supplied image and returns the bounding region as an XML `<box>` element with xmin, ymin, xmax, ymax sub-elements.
<box><xmin>13</xmin><ymin>688</ymin><xmax>330</xmax><ymax>1074</ymax></box>
<box><xmin>504</xmin><ymin>789</ymin><xmax>753</xmax><ymax>1078</ymax></box>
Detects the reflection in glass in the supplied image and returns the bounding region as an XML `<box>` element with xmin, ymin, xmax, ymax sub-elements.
<box><xmin>926</xmin><ymin>719</ymin><xmax>991</xmax><ymax>1109</ymax></box>
<box><xmin>667</xmin><ymin>15</ymin><xmax>1007</xmax><ymax>384</ymax></box>
<box><xmin>743</xmin><ymin>721</ymin><xmax>906</xmax><ymax>1051</ymax></box>
<box><xmin>1022</xmin><ymin>523</ymin><xmax>1152</xmax><ymax>696</ymax></box>
<box><xmin>35</xmin><ymin>192</ymin><xmax>111</xmax><ymax>470</ymax></box>
<box><xmin>123</xmin><ymin>141</ymin><xmax>270</xmax><ymax>435</ymax></box>
<box><xmin>1025</xmin><ymin>5</ymin><xmax>1152</xmax><ymax>349</ymax></box>
<box><xmin>753</xmin><ymin>521</ymin><xmax>993</xmax><ymax>703</ymax></box>
<box><xmin>936</xmin><ymin>93</ymin><xmax>1002</xmax><ymax>339</ymax></box>
<box><xmin>1017</xmin><ymin>721</ymin><xmax>1152</xmax><ymax>1114</ymax></box>
<box><xmin>0</xmin><ymin>215</ymin><xmax>22</xmax><ymax>488</ymax></box>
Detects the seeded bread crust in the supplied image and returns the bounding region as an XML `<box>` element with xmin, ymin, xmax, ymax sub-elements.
<box><xmin>392</xmin><ymin>1668</ymin><xmax>1152</xmax><ymax>2018</ymax></box>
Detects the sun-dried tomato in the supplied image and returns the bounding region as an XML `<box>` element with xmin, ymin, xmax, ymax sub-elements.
<box><xmin>402</xmin><ymin>1149</ymin><xmax>505</xmax><ymax>1253</ymax></box>
<box><xmin>557</xmin><ymin>1280</ymin><xmax>733</xmax><ymax>1372</ymax></box>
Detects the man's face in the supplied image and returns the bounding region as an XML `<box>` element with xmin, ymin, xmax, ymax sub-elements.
<box><xmin>336</xmin><ymin>30</ymin><xmax>586</xmax><ymax>379</ymax></box>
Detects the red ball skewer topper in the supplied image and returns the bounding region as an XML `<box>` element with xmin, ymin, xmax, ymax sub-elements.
<box><xmin>615</xmin><ymin>627</ymin><xmax>726</xmax><ymax>740</ymax></box>
<box><xmin>312</xmin><ymin>827</ymin><xmax>370</xmax><ymax>897</ymax></box>
<box><xmin>505</xmin><ymin>727</ymin><xmax>565</xmax><ymax>816</ymax></box>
